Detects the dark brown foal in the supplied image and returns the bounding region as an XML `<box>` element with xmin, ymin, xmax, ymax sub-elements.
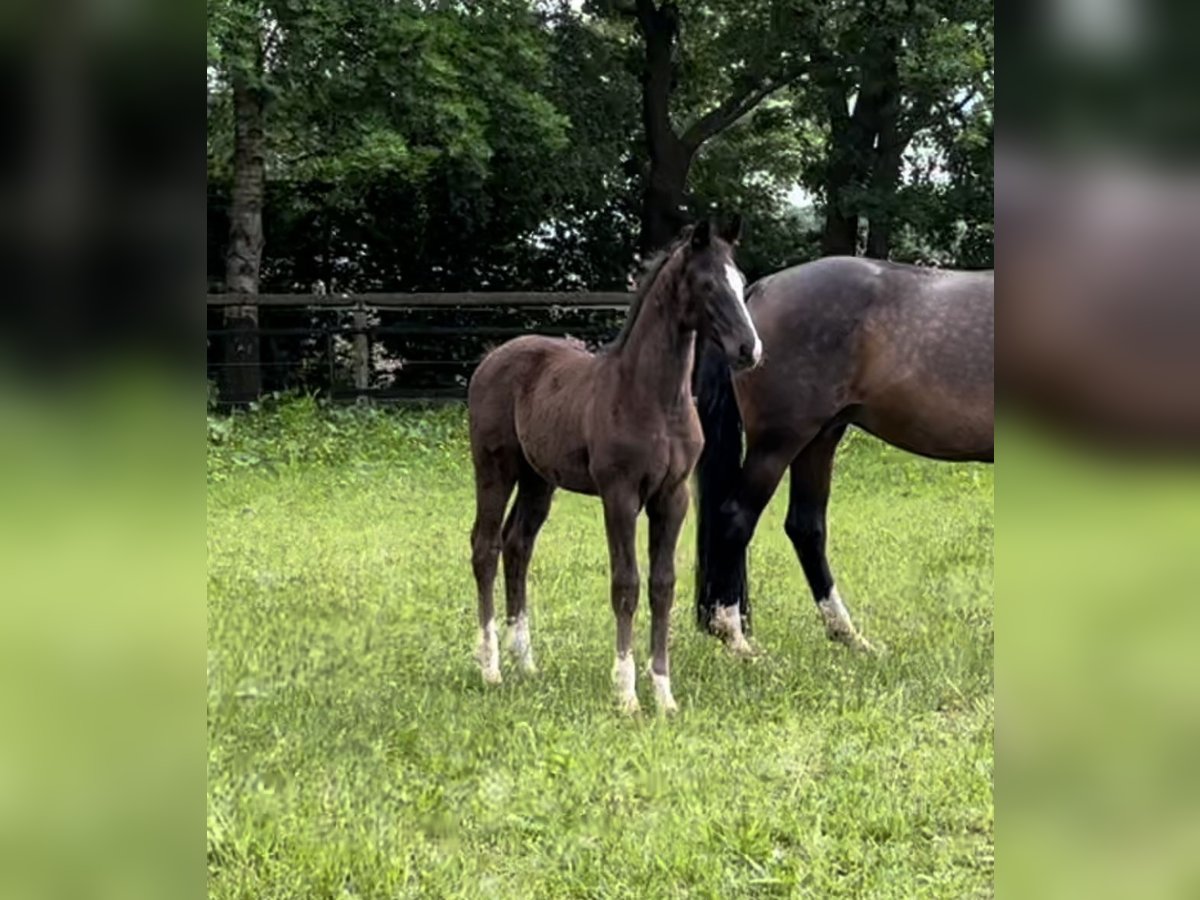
<box><xmin>468</xmin><ymin>219</ymin><xmax>759</xmax><ymax>713</ymax></box>
<box><xmin>695</xmin><ymin>256</ymin><xmax>993</xmax><ymax>653</ymax></box>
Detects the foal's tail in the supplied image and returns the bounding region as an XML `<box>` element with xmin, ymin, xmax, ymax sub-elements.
<box><xmin>693</xmin><ymin>343</ymin><xmax>748</xmax><ymax>630</ymax></box>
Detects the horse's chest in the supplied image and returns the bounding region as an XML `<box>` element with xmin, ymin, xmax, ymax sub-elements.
<box><xmin>661</xmin><ymin>419</ymin><xmax>703</xmax><ymax>471</ymax></box>
<box><xmin>609</xmin><ymin>415</ymin><xmax>702</xmax><ymax>490</ymax></box>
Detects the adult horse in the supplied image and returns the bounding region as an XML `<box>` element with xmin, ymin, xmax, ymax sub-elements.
<box><xmin>694</xmin><ymin>256</ymin><xmax>993</xmax><ymax>654</ymax></box>
<box><xmin>468</xmin><ymin>219</ymin><xmax>759</xmax><ymax>714</ymax></box>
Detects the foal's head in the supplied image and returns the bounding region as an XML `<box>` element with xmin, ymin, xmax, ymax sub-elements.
<box><xmin>682</xmin><ymin>217</ymin><xmax>761</xmax><ymax>371</ymax></box>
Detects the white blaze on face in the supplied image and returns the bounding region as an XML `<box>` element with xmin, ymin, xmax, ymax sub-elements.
<box><xmin>722</xmin><ymin>263</ymin><xmax>762</xmax><ymax>364</ymax></box>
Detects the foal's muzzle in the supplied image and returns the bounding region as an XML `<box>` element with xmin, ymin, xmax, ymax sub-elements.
<box><xmin>733</xmin><ymin>341</ymin><xmax>760</xmax><ymax>370</ymax></box>
<box><xmin>727</xmin><ymin>333</ymin><xmax>763</xmax><ymax>371</ymax></box>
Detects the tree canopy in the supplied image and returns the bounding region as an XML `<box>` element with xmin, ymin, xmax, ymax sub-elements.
<box><xmin>207</xmin><ymin>0</ymin><xmax>993</xmax><ymax>293</ymax></box>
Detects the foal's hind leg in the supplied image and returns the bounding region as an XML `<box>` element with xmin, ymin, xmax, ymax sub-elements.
<box><xmin>784</xmin><ymin>426</ymin><xmax>873</xmax><ymax>653</ymax></box>
<box><xmin>646</xmin><ymin>483</ymin><xmax>688</xmax><ymax>714</ymax></box>
<box><xmin>471</xmin><ymin>452</ymin><xmax>519</xmax><ymax>685</ymax></box>
<box><xmin>502</xmin><ymin>466</ymin><xmax>555</xmax><ymax>674</ymax></box>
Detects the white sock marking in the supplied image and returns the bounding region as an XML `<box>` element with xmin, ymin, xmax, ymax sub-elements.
<box><xmin>818</xmin><ymin>587</ymin><xmax>874</xmax><ymax>652</ymax></box>
<box><xmin>476</xmin><ymin>618</ymin><xmax>501</xmax><ymax>684</ymax></box>
<box><xmin>612</xmin><ymin>652</ymin><xmax>638</xmax><ymax>711</ymax></box>
<box><xmin>507</xmin><ymin>612</ymin><xmax>536</xmax><ymax>673</ymax></box>
<box><xmin>711</xmin><ymin>603</ymin><xmax>753</xmax><ymax>656</ymax></box>
<box><xmin>650</xmin><ymin>669</ymin><xmax>677</xmax><ymax>714</ymax></box>
<box><xmin>818</xmin><ymin>588</ymin><xmax>854</xmax><ymax>635</ymax></box>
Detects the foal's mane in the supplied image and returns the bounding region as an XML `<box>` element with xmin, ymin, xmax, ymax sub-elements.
<box><xmin>604</xmin><ymin>229</ymin><xmax>691</xmax><ymax>353</ymax></box>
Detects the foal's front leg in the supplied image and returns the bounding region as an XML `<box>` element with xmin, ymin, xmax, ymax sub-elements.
<box><xmin>602</xmin><ymin>489</ymin><xmax>641</xmax><ymax>714</ymax></box>
<box><xmin>647</xmin><ymin>483</ymin><xmax>687</xmax><ymax>714</ymax></box>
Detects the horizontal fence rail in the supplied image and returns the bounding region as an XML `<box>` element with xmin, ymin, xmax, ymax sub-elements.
<box><xmin>207</xmin><ymin>292</ymin><xmax>631</xmax><ymax>308</ymax></box>
<box><xmin>207</xmin><ymin>292</ymin><xmax>633</xmax><ymax>407</ymax></box>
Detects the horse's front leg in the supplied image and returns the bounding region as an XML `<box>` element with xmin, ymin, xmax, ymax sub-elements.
<box><xmin>601</xmin><ymin>488</ymin><xmax>641</xmax><ymax>714</ymax></box>
<box><xmin>647</xmin><ymin>482</ymin><xmax>688</xmax><ymax>714</ymax></box>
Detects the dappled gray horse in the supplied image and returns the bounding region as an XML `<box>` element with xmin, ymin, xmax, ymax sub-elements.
<box><xmin>694</xmin><ymin>256</ymin><xmax>993</xmax><ymax>653</ymax></box>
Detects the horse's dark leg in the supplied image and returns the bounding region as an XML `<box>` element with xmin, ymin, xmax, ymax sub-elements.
<box><xmin>709</xmin><ymin>440</ymin><xmax>796</xmax><ymax>655</ymax></box>
<box><xmin>501</xmin><ymin>466</ymin><xmax>554</xmax><ymax>674</ymax></box>
<box><xmin>783</xmin><ymin>426</ymin><xmax>873</xmax><ymax>653</ymax></box>
<box><xmin>470</xmin><ymin>451</ymin><xmax>519</xmax><ymax>685</ymax></box>
<box><xmin>601</xmin><ymin>487</ymin><xmax>642</xmax><ymax>713</ymax></box>
<box><xmin>646</xmin><ymin>482</ymin><xmax>688</xmax><ymax>714</ymax></box>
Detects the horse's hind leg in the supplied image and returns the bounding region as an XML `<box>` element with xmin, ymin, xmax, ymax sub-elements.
<box><xmin>502</xmin><ymin>465</ymin><xmax>554</xmax><ymax>674</ymax></box>
<box><xmin>471</xmin><ymin>449</ymin><xmax>519</xmax><ymax>685</ymax></box>
<box><xmin>784</xmin><ymin>425</ymin><xmax>873</xmax><ymax>653</ymax></box>
<box><xmin>709</xmin><ymin>441</ymin><xmax>795</xmax><ymax>656</ymax></box>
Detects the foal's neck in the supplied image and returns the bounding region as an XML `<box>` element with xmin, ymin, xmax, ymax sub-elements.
<box><xmin>616</xmin><ymin>263</ymin><xmax>695</xmax><ymax>409</ymax></box>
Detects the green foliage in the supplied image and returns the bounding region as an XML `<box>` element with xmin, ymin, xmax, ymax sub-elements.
<box><xmin>208</xmin><ymin>1</ymin><xmax>994</xmax><ymax>294</ymax></box>
<box><xmin>789</xmin><ymin>0</ymin><xmax>993</xmax><ymax>261</ymax></box>
<box><xmin>207</xmin><ymin>395</ymin><xmax>469</xmax><ymax>482</ymax></box>
<box><xmin>208</xmin><ymin>403</ymin><xmax>993</xmax><ymax>897</ymax></box>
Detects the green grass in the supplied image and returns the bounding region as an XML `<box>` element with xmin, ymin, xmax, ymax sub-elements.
<box><xmin>207</xmin><ymin>399</ymin><xmax>993</xmax><ymax>898</ymax></box>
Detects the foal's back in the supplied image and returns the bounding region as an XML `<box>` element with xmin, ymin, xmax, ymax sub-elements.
<box><xmin>468</xmin><ymin>334</ymin><xmax>601</xmax><ymax>494</ymax></box>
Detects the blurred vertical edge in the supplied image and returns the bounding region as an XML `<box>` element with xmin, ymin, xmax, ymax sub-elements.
<box><xmin>0</xmin><ymin>2</ymin><xmax>201</xmax><ymax>900</ymax></box>
<box><xmin>1002</xmin><ymin>1</ymin><xmax>1200</xmax><ymax>898</ymax></box>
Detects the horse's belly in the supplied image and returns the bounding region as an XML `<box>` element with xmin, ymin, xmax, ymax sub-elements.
<box><xmin>857</xmin><ymin>389</ymin><xmax>993</xmax><ymax>461</ymax></box>
<box><xmin>515</xmin><ymin>413</ymin><xmax>597</xmax><ymax>494</ymax></box>
<box><xmin>528</xmin><ymin>447</ymin><xmax>597</xmax><ymax>494</ymax></box>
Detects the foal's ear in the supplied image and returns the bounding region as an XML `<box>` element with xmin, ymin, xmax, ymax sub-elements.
<box><xmin>721</xmin><ymin>214</ymin><xmax>743</xmax><ymax>245</ymax></box>
<box><xmin>690</xmin><ymin>219</ymin><xmax>713</xmax><ymax>250</ymax></box>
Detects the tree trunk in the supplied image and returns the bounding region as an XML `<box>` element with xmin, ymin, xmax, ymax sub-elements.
<box><xmin>636</xmin><ymin>1</ymin><xmax>692</xmax><ymax>254</ymax></box>
<box><xmin>820</xmin><ymin>117</ymin><xmax>861</xmax><ymax>257</ymax></box>
<box><xmin>865</xmin><ymin>134</ymin><xmax>903</xmax><ymax>260</ymax></box>
<box><xmin>221</xmin><ymin>70</ymin><xmax>266</xmax><ymax>406</ymax></box>
<box><xmin>866</xmin><ymin>53</ymin><xmax>902</xmax><ymax>260</ymax></box>
<box><xmin>821</xmin><ymin>184</ymin><xmax>859</xmax><ymax>256</ymax></box>
<box><xmin>642</xmin><ymin>142</ymin><xmax>691</xmax><ymax>254</ymax></box>
<box><xmin>817</xmin><ymin>23</ymin><xmax>902</xmax><ymax>259</ymax></box>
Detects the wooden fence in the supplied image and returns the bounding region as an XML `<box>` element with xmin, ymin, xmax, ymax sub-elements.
<box><xmin>207</xmin><ymin>292</ymin><xmax>631</xmax><ymax>406</ymax></box>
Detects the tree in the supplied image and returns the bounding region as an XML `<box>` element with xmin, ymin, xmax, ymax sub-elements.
<box><xmin>209</xmin><ymin>0</ymin><xmax>273</xmax><ymax>403</ymax></box>
<box><xmin>207</xmin><ymin>0</ymin><xmax>993</xmax><ymax>308</ymax></box>
<box><xmin>593</xmin><ymin>1</ymin><xmax>810</xmax><ymax>252</ymax></box>
<box><xmin>797</xmin><ymin>0</ymin><xmax>993</xmax><ymax>259</ymax></box>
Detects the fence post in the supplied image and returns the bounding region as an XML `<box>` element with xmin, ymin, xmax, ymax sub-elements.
<box><xmin>220</xmin><ymin>301</ymin><xmax>261</xmax><ymax>406</ymax></box>
<box><xmin>352</xmin><ymin>301</ymin><xmax>370</xmax><ymax>393</ymax></box>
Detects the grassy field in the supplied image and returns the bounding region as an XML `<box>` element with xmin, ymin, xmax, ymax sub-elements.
<box><xmin>207</xmin><ymin>399</ymin><xmax>993</xmax><ymax>899</ymax></box>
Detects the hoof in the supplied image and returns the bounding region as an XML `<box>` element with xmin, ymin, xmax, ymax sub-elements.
<box><xmin>506</xmin><ymin>615</ymin><xmax>536</xmax><ymax>674</ymax></box>
<box><xmin>612</xmin><ymin>652</ymin><xmax>637</xmax><ymax>713</ymax></box>
<box><xmin>507</xmin><ymin>641</ymin><xmax>538</xmax><ymax>675</ymax></box>
<box><xmin>828</xmin><ymin>628</ymin><xmax>877</xmax><ymax>655</ymax></box>
<box><xmin>617</xmin><ymin>694</ymin><xmax>641</xmax><ymax>715</ymax></box>
<box><xmin>724</xmin><ymin>633</ymin><xmax>760</xmax><ymax>659</ymax></box>
<box><xmin>476</xmin><ymin>620</ymin><xmax>501</xmax><ymax>684</ymax></box>
<box><xmin>710</xmin><ymin>604</ymin><xmax>756</xmax><ymax>658</ymax></box>
<box><xmin>649</xmin><ymin>670</ymin><xmax>679</xmax><ymax>715</ymax></box>
<box><xmin>818</xmin><ymin>590</ymin><xmax>876</xmax><ymax>656</ymax></box>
